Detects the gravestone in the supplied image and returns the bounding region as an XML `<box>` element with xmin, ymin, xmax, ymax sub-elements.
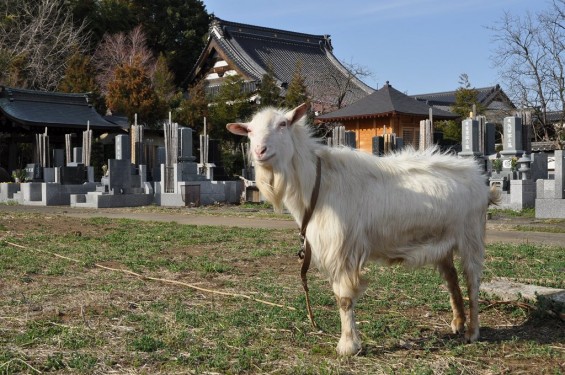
<box><xmin>484</xmin><ymin>122</ymin><xmax>496</xmax><ymax>156</ymax></box>
<box><xmin>115</xmin><ymin>135</ymin><xmax>131</xmax><ymax>160</ymax></box>
<box><xmin>25</xmin><ymin>163</ymin><xmax>42</xmax><ymax>182</ymax></box>
<box><xmin>53</xmin><ymin>149</ymin><xmax>65</xmax><ymax>168</ymax></box>
<box><xmin>60</xmin><ymin>164</ymin><xmax>87</xmax><ymax>185</ymax></box>
<box><xmin>178</xmin><ymin>127</ymin><xmax>195</xmax><ymax>162</ymax></box>
<box><xmin>501</xmin><ymin>117</ymin><xmax>523</xmax><ymax>156</ymax></box>
<box><xmin>153</xmin><ymin>146</ymin><xmax>166</xmax><ymax>182</ymax></box>
<box><xmin>344</xmin><ymin>131</ymin><xmax>356</xmax><ymax>149</ymax></box>
<box><xmin>555</xmin><ymin>150</ymin><xmax>565</xmax><ymax>199</ymax></box>
<box><xmin>372</xmin><ymin>136</ymin><xmax>384</xmax><ymax>156</ymax></box>
<box><xmin>106</xmin><ymin>159</ymin><xmax>132</xmax><ymax>194</ymax></box>
<box><xmin>459</xmin><ymin>119</ymin><xmax>481</xmax><ymax>157</ymax></box>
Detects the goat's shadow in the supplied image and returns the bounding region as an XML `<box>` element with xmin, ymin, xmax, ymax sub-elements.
<box><xmin>362</xmin><ymin>314</ymin><xmax>564</xmax><ymax>356</ymax></box>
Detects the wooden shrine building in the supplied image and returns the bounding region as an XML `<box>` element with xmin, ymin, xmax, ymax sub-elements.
<box><xmin>187</xmin><ymin>17</ymin><xmax>374</xmax><ymax>111</ymax></box>
<box><xmin>316</xmin><ymin>81</ymin><xmax>458</xmax><ymax>153</ymax></box>
<box><xmin>0</xmin><ymin>86</ymin><xmax>124</xmax><ymax>174</ymax></box>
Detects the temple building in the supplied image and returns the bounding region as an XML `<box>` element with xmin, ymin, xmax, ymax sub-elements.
<box><xmin>411</xmin><ymin>85</ymin><xmax>516</xmax><ymax>123</ymax></box>
<box><xmin>187</xmin><ymin>17</ymin><xmax>374</xmax><ymax>112</ymax></box>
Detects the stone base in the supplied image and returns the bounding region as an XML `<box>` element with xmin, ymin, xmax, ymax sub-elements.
<box><xmin>489</xmin><ymin>180</ymin><xmax>535</xmax><ymax>211</ymax></box>
<box><xmin>0</xmin><ymin>183</ymin><xmax>20</xmax><ymax>202</ymax></box>
<box><xmin>535</xmin><ymin>198</ymin><xmax>565</xmax><ymax>218</ymax></box>
<box><xmin>154</xmin><ymin>180</ymin><xmax>243</xmax><ymax>207</ymax></box>
<box><xmin>12</xmin><ymin>182</ymin><xmax>97</xmax><ymax>206</ymax></box>
<box><xmin>70</xmin><ymin>191</ymin><xmax>154</xmax><ymax>208</ymax></box>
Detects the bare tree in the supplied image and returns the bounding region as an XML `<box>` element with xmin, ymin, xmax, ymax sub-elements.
<box><xmin>0</xmin><ymin>0</ymin><xmax>90</xmax><ymax>90</ymax></box>
<box><xmin>491</xmin><ymin>0</ymin><xmax>565</xmax><ymax>148</ymax></box>
<box><xmin>93</xmin><ymin>25</ymin><xmax>156</xmax><ymax>96</ymax></box>
<box><xmin>310</xmin><ymin>59</ymin><xmax>373</xmax><ymax>115</ymax></box>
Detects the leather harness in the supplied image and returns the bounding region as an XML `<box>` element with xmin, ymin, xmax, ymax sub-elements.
<box><xmin>297</xmin><ymin>156</ymin><xmax>321</xmax><ymax>329</ymax></box>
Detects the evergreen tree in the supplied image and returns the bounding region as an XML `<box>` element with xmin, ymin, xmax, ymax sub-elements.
<box><xmin>208</xmin><ymin>74</ymin><xmax>253</xmax><ymax>177</ymax></box>
<box><xmin>284</xmin><ymin>62</ymin><xmax>309</xmax><ymax>108</ymax></box>
<box><xmin>59</xmin><ymin>53</ymin><xmax>97</xmax><ymax>93</ymax></box>
<box><xmin>153</xmin><ymin>53</ymin><xmax>182</xmax><ymax>111</ymax></box>
<box><xmin>451</xmin><ymin>74</ymin><xmax>485</xmax><ymax>118</ymax></box>
<box><xmin>209</xmin><ymin>74</ymin><xmax>252</xmax><ymax>138</ymax></box>
<box><xmin>178</xmin><ymin>80</ymin><xmax>208</xmax><ymax>134</ymax></box>
<box><xmin>106</xmin><ymin>56</ymin><xmax>165</xmax><ymax>128</ymax></box>
<box><xmin>437</xmin><ymin>74</ymin><xmax>486</xmax><ymax>142</ymax></box>
<box><xmin>257</xmin><ymin>64</ymin><xmax>281</xmax><ymax>107</ymax></box>
<box><xmin>58</xmin><ymin>52</ymin><xmax>105</xmax><ymax>113</ymax></box>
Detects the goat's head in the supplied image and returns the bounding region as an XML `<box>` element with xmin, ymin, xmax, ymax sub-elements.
<box><xmin>226</xmin><ymin>103</ymin><xmax>308</xmax><ymax>169</ymax></box>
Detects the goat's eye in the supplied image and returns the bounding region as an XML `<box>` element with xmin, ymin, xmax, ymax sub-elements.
<box><xmin>278</xmin><ymin>121</ymin><xmax>287</xmax><ymax>128</ymax></box>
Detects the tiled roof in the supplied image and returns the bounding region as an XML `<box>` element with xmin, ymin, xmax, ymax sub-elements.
<box><xmin>317</xmin><ymin>81</ymin><xmax>459</xmax><ymax>121</ymax></box>
<box><xmin>190</xmin><ymin>18</ymin><xmax>374</xmax><ymax>106</ymax></box>
<box><xmin>410</xmin><ymin>85</ymin><xmax>516</xmax><ymax>110</ymax></box>
<box><xmin>0</xmin><ymin>86</ymin><xmax>122</xmax><ymax>130</ymax></box>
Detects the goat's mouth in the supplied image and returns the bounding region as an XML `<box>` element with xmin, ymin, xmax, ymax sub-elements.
<box><xmin>255</xmin><ymin>153</ymin><xmax>275</xmax><ymax>163</ymax></box>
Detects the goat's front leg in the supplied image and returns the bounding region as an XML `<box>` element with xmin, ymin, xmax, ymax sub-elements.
<box><xmin>333</xmin><ymin>281</ymin><xmax>362</xmax><ymax>356</ymax></box>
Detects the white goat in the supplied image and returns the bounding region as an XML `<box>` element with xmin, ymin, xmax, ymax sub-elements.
<box><xmin>227</xmin><ymin>103</ymin><xmax>500</xmax><ymax>356</ymax></box>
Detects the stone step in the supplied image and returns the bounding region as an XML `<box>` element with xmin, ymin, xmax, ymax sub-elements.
<box><xmin>481</xmin><ymin>277</ymin><xmax>565</xmax><ymax>319</ymax></box>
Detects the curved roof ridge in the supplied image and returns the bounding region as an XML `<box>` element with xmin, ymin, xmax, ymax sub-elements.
<box><xmin>411</xmin><ymin>85</ymin><xmax>499</xmax><ymax>98</ymax></box>
<box><xmin>212</xmin><ymin>17</ymin><xmax>330</xmax><ymax>47</ymax></box>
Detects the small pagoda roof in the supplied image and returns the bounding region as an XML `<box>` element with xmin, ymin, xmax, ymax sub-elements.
<box><xmin>0</xmin><ymin>86</ymin><xmax>123</xmax><ymax>130</ymax></box>
<box><xmin>188</xmin><ymin>17</ymin><xmax>374</xmax><ymax>106</ymax></box>
<box><xmin>317</xmin><ymin>81</ymin><xmax>459</xmax><ymax>121</ymax></box>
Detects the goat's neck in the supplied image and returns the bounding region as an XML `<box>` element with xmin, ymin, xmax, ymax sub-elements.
<box><xmin>282</xmin><ymin>152</ymin><xmax>319</xmax><ymax>225</ymax></box>
<box><xmin>255</xmin><ymin>153</ymin><xmax>317</xmax><ymax>222</ymax></box>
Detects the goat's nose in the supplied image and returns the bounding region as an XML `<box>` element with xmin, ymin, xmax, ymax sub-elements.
<box><xmin>254</xmin><ymin>145</ymin><xmax>267</xmax><ymax>158</ymax></box>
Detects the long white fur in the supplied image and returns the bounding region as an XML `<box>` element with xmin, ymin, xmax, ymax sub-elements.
<box><xmin>227</xmin><ymin>104</ymin><xmax>500</xmax><ymax>356</ymax></box>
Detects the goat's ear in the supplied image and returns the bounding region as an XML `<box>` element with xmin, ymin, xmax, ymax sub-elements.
<box><xmin>226</xmin><ymin>123</ymin><xmax>249</xmax><ymax>136</ymax></box>
<box><xmin>286</xmin><ymin>102</ymin><xmax>309</xmax><ymax>126</ymax></box>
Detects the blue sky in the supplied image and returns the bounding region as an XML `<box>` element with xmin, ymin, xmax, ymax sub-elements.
<box><xmin>202</xmin><ymin>0</ymin><xmax>549</xmax><ymax>95</ymax></box>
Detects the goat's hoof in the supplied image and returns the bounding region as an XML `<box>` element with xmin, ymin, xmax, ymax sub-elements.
<box><xmin>464</xmin><ymin>328</ymin><xmax>480</xmax><ymax>343</ymax></box>
<box><xmin>451</xmin><ymin>318</ymin><xmax>466</xmax><ymax>334</ymax></box>
<box><xmin>336</xmin><ymin>337</ymin><xmax>362</xmax><ymax>356</ymax></box>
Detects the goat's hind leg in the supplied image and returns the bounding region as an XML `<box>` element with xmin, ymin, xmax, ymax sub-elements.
<box><xmin>460</xmin><ymin>238</ymin><xmax>485</xmax><ymax>343</ymax></box>
<box><xmin>438</xmin><ymin>255</ymin><xmax>466</xmax><ymax>335</ymax></box>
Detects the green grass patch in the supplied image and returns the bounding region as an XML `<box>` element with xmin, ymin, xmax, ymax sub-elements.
<box><xmin>0</xmin><ymin>212</ymin><xmax>563</xmax><ymax>374</ymax></box>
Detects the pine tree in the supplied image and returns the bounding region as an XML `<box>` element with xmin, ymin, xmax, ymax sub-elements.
<box><xmin>257</xmin><ymin>64</ymin><xmax>281</xmax><ymax>107</ymax></box>
<box><xmin>284</xmin><ymin>61</ymin><xmax>309</xmax><ymax>108</ymax></box>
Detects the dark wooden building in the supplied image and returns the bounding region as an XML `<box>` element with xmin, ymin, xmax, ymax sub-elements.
<box><xmin>0</xmin><ymin>86</ymin><xmax>123</xmax><ymax>173</ymax></box>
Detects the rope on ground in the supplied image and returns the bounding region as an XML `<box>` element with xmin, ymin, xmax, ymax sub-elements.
<box><xmin>5</xmin><ymin>241</ymin><xmax>296</xmax><ymax>311</ymax></box>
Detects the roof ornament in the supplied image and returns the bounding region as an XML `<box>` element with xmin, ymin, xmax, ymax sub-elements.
<box><xmin>321</xmin><ymin>34</ymin><xmax>333</xmax><ymax>51</ymax></box>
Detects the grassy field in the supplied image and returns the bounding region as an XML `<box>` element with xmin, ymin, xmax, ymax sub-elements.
<box><xmin>0</xmin><ymin>211</ymin><xmax>563</xmax><ymax>374</ymax></box>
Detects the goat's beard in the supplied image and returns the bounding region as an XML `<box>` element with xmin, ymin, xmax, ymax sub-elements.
<box><xmin>255</xmin><ymin>163</ymin><xmax>287</xmax><ymax>213</ymax></box>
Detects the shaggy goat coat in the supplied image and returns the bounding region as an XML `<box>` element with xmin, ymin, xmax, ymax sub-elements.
<box><xmin>227</xmin><ymin>103</ymin><xmax>499</xmax><ymax>356</ymax></box>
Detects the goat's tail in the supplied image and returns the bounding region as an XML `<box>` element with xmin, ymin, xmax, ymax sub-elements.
<box><xmin>488</xmin><ymin>187</ymin><xmax>502</xmax><ymax>206</ymax></box>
